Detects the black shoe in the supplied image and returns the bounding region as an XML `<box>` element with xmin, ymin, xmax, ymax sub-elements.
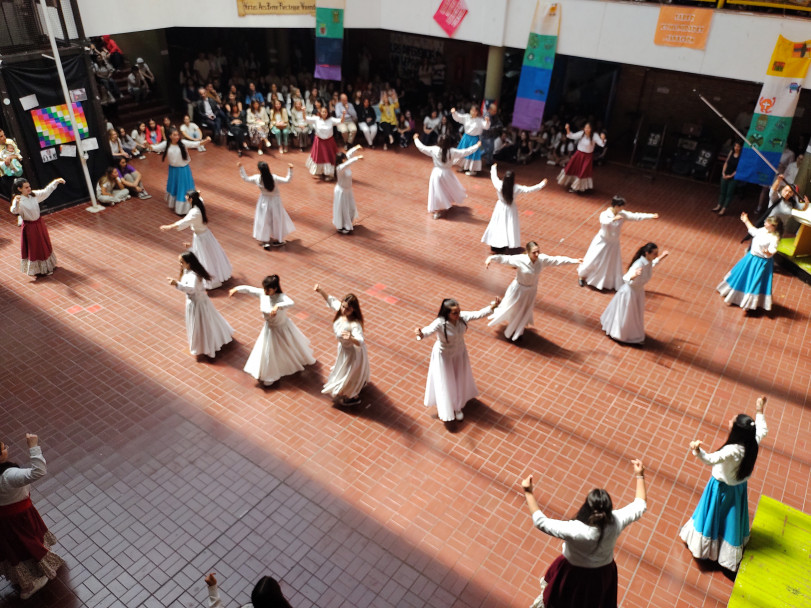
<box><xmin>262</xmin><ymin>243</ymin><xmax>272</xmax><ymax>250</ymax></box>
<box><xmin>237</xmin><ymin>149</ymin><xmax>243</xmax><ymax>157</ymax></box>
<box><xmin>341</xmin><ymin>396</ymin><xmax>361</xmax><ymax>407</ymax></box>
<box><xmin>578</xmin><ymin>278</ymin><xmax>585</xmax><ymax>287</ymax></box>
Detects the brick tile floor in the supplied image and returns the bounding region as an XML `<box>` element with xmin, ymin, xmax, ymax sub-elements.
<box><xmin>1</xmin><ymin>143</ymin><xmax>809</xmax><ymax>607</ymax></box>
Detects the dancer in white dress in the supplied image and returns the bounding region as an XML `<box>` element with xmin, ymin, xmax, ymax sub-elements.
<box><xmin>160</xmin><ymin>191</ymin><xmax>232</xmax><ymax>289</ymax></box>
<box><xmin>229</xmin><ymin>275</ymin><xmax>316</xmax><ymax>385</ymax></box>
<box><xmin>314</xmin><ymin>285</ymin><xmax>370</xmax><ymax>406</ymax></box>
<box><xmin>486</xmin><ymin>242</ymin><xmax>581</xmax><ymax>341</ymax></box>
<box><xmin>451</xmin><ymin>106</ymin><xmax>489</xmax><ymax>175</ymax></box>
<box><xmin>333</xmin><ymin>145</ymin><xmax>363</xmax><ymax>234</ymax></box>
<box><xmin>239</xmin><ymin>161</ymin><xmax>295</xmax><ymax>248</ymax></box>
<box><xmin>415</xmin><ymin>297</ymin><xmax>500</xmax><ymax>422</ymax></box>
<box><xmin>482</xmin><ymin>164</ymin><xmax>547</xmax><ymax>251</ymax></box>
<box><xmin>412</xmin><ymin>133</ymin><xmax>481</xmax><ymax>219</ymax></box>
<box><xmin>578</xmin><ymin>196</ymin><xmax>659</xmax><ymax>290</ymax></box>
<box><xmin>168</xmin><ymin>251</ymin><xmax>233</xmax><ymax>358</ymax></box>
<box><xmin>600</xmin><ymin>243</ymin><xmax>668</xmax><ymax>344</ymax></box>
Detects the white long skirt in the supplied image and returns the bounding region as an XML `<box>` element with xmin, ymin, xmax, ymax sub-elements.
<box><xmin>424</xmin><ymin>343</ymin><xmax>478</xmax><ymax>421</ymax></box>
<box><xmin>427</xmin><ymin>167</ymin><xmax>466</xmax><ymax>212</ymax></box>
<box><xmin>185</xmin><ymin>294</ymin><xmax>234</xmax><ymax>357</ymax></box>
<box><xmin>333</xmin><ymin>185</ymin><xmax>357</xmax><ymax>231</ymax></box>
<box><xmin>244</xmin><ymin>319</ymin><xmax>316</xmax><ymax>384</ymax></box>
<box><xmin>253</xmin><ymin>192</ymin><xmax>295</xmax><ymax>243</ymax></box>
<box><xmin>322</xmin><ymin>342</ymin><xmax>370</xmax><ymax>399</ymax></box>
<box><xmin>600</xmin><ymin>284</ymin><xmax>645</xmax><ymax>344</ymax></box>
<box><xmin>481</xmin><ymin>200</ymin><xmax>521</xmax><ymax>248</ymax></box>
<box><xmin>191</xmin><ymin>230</ymin><xmax>232</xmax><ymax>290</ymax></box>
<box><xmin>578</xmin><ymin>236</ymin><xmax>622</xmax><ymax>290</ymax></box>
<box><xmin>487</xmin><ymin>281</ymin><xmax>535</xmax><ymax>340</ymax></box>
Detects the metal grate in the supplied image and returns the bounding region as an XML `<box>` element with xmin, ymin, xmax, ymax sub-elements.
<box><xmin>0</xmin><ymin>0</ymin><xmax>83</xmax><ymax>56</ymax></box>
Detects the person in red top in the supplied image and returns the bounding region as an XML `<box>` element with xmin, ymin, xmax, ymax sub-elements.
<box><xmin>101</xmin><ymin>35</ymin><xmax>124</xmax><ymax>69</ymax></box>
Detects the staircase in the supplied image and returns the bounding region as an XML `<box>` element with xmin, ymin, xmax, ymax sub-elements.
<box><xmin>100</xmin><ymin>63</ymin><xmax>173</xmax><ymax>129</ymax></box>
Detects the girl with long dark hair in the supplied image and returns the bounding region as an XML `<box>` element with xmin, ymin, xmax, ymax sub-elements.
<box><xmin>486</xmin><ymin>242</ymin><xmax>581</xmax><ymax>341</ymax></box>
<box><xmin>451</xmin><ymin>104</ymin><xmax>490</xmax><ymax>176</ymax></box>
<box><xmin>577</xmin><ymin>196</ymin><xmax>658</xmax><ymax>291</ymax></box>
<box><xmin>521</xmin><ymin>459</ymin><xmax>647</xmax><ymax>608</ymax></box>
<box><xmin>600</xmin><ymin>242</ymin><xmax>668</xmax><ymax>344</ymax></box>
<box><xmin>160</xmin><ymin>191</ymin><xmax>232</xmax><ymax>289</ymax></box>
<box><xmin>0</xmin><ymin>433</ymin><xmax>64</xmax><ymax>600</ymax></box>
<box><xmin>167</xmin><ymin>251</ymin><xmax>233</xmax><ymax>358</ymax></box>
<box><xmin>557</xmin><ymin>122</ymin><xmax>607</xmax><ymax>193</ymax></box>
<box><xmin>229</xmin><ymin>275</ymin><xmax>316</xmax><ymax>385</ymax></box>
<box><xmin>205</xmin><ymin>572</ymin><xmax>293</xmax><ymax>608</ymax></box>
<box><xmin>305</xmin><ymin>106</ymin><xmax>345</xmax><ymax>180</ymax></box>
<box><xmin>717</xmin><ymin>214</ymin><xmax>782</xmax><ymax>312</ymax></box>
<box><xmin>314</xmin><ymin>284</ymin><xmax>369</xmax><ymax>406</ymax></box>
<box><xmin>413</xmin><ymin>133</ymin><xmax>481</xmax><ymax>219</ymax></box>
<box><xmin>333</xmin><ymin>146</ymin><xmax>363</xmax><ymax>234</ymax></box>
<box><xmin>679</xmin><ymin>396</ymin><xmax>768</xmax><ymax>571</ymax></box>
<box><xmin>10</xmin><ymin>177</ymin><xmax>65</xmax><ymax>276</ymax></box>
<box><xmin>415</xmin><ymin>296</ymin><xmax>500</xmax><ymax>422</ymax></box>
<box><xmin>151</xmin><ymin>126</ymin><xmax>210</xmax><ymax>215</ymax></box>
<box><xmin>239</xmin><ymin>160</ymin><xmax>295</xmax><ymax>248</ymax></box>
<box><xmin>482</xmin><ymin>164</ymin><xmax>547</xmax><ymax>252</ymax></box>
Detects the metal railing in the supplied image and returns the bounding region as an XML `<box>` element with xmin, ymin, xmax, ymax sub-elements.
<box><xmin>0</xmin><ymin>0</ymin><xmax>84</xmax><ymax>56</ymax></box>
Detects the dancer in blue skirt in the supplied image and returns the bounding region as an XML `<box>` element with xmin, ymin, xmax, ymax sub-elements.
<box><xmin>451</xmin><ymin>105</ymin><xmax>489</xmax><ymax>176</ymax></box>
<box><xmin>679</xmin><ymin>396</ymin><xmax>768</xmax><ymax>572</ymax></box>
<box><xmin>717</xmin><ymin>213</ymin><xmax>782</xmax><ymax>312</ymax></box>
<box><xmin>152</xmin><ymin>127</ymin><xmax>210</xmax><ymax>215</ymax></box>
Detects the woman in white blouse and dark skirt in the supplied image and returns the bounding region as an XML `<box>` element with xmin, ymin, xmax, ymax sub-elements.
<box><xmin>557</xmin><ymin>122</ymin><xmax>607</xmax><ymax>194</ymax></box>
<box><xmin>9</xmin><ymin>177</ymin><xmax>64</xmax><ymax>276</ymax></box>
<box><xmin>0</xmin><ymin>433</ymin><xmax>64</xmax><ymax>599</ymax></box>
<box><xmin>521</xmin><ymin>459</ymin><xmax>647</xmax><ymax>608</ymax></box>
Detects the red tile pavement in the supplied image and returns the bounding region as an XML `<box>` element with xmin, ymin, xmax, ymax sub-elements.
<box><xmin>0</xmin><ymin>143</ymin><xmax>809</xmax><ymax>607</ymax></box>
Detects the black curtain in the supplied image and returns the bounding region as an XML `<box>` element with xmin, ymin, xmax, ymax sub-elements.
<box><xmin>1</xmin><ymin>53</ymin><xmax>106</xmax><ymax>212</ymax></box>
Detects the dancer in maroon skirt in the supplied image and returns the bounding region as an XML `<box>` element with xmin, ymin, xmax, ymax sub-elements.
<box><xmin>305</xmin><ymin>106</ymin><xmax>345</xmax><ymax>181</ymax></box>
<box><xmin>9</xmin><ymin>177</ymin><xmax>65</xmax><ymax>276</ymax></box>
<box><xmin>521</xmin><ymin>459</ymin><xmax>647</xmax><ymax>608</ymax></box>
<box><xmin>0</xmin><ymin>434</ymin><xmax>64</xmax><ymax>599</ymax></box>
<box><xmin>557</xmin><ymin>123</ymin><xmax>606</xmax><ymax>194</ymax></box>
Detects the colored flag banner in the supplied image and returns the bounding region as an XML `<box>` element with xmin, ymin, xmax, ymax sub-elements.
<box><xmin>736</xmin><ymin>35</ymin><xmax>811</xmax><ymax>185</ymax></box>
<box><xmin>512</xmin><ymin>2</ymin><xmax>560</xmax><ymax>132</ymax></box>
<box><xmin>31</xmin><ymin>102</ymin><xmax>88</xmax><ymax>148</ymax></box>
<box><xmin>433</xmin><ymin>0</ymin><xmax>468</xmax><ymax>38</ymax></box>
<box><xmin>314</xmin><ymin>0</ymin><xmax>345</xmax><ymax>81</ymax></box>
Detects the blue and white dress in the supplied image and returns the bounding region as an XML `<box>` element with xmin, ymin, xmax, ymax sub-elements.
<box><xmin>451</xmin><ymin>110</ymin><xmax>488</xmax><ymax>173</ymax></box>
<box><xmin>679</xmin><ymin>412</ymin><xmax>768</xmax><ymax>571</ymax></box>
<box><xmin>152</xmin><ymin>139</ymin><xmax>205</xmax><ymax>215</ymax></box>
<box><xmin>717</xmin><ymin>226</ymin><xmax>778</xmax><ymax>311</ymax></box>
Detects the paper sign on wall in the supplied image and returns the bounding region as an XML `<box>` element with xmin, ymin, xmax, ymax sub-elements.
<box><xmin>654</xmin><ymin>6</ymin><xmax>713</xmax><ymax>50</ymax></box>
<box><xmin>40</xmin><ymin>148</ymin><xmax>57</xmax><ymax>163</ymax></box>
<box><xmin>20</xmin><ymin>94</ymin><xmax>38</xmax><ymax>111</ymax></box>
<box><xmin>433</xmin><ymin>0</ymin><xmax>468</xmax><ymax>38</ymax></box>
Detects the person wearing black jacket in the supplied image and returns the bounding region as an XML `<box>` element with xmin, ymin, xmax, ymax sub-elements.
<box><xmin>481</xmin><ymin>103</ymin><xmax>503</xmax><ymax>167</ymax></box>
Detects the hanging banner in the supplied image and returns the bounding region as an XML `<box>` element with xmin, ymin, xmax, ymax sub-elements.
<box><xmin>314</xmin><ymin>0</ymin><xmax>344</xmax><ymax>81</ymax></box>
<box><xmin>653</xmin><ymin>6</ymin><xmax>713</xmax><ymax>50</ymax></box>
<box><xmin>737</xmin><ymin>35</ymin><xmax>811</xmax><ymax>185</ymax></box>
<box><xmin>433</xmin><ymin>0</ymin><xmax>468</xmax><ymax>38</ymax></box>
<box><xmin>512</xmin><ymin>2</ymin><xmax>560</xmax><ymax>132</ymax></box>
<box><xmin>236</xmin><ymin>1</ymin><xmax>315</xmax><ymax>16</ymax></box>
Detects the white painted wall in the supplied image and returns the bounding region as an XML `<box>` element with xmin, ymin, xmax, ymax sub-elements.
<box><xmin>77</xmin><ymin>0</ymin><xmax>811</xmax><ymax>85</ymax></box>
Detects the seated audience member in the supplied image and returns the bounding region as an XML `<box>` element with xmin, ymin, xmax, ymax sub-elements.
<box><xmin>116</xmin><ymin>156</ymin><xmax>151</xmax><ymax>199</ymax></box>
<box><xmin>180</xmin><ymin>115</ymin><xmax>206</xmax><ymax>152</ymax></box>
<box><xmin>358</xmin><ymin>97</ymin><xmax>378</xmax><ymax>148</ymax></box>
<box><xmin>107</xmin><ymin>128</ymin><xmax>130</xmax><ymax>162</ymax></box>
<box><xmin>396</xmin><ymin>113</ymin><xmax>413</xmax><ymax>148</ymax></box>
<box><xmin>421</xmin><ymin>109</ymin><xmax>441</xmax><ymax>145</ymax></box>
<box><xmin>247</xmin><ymin>100</ymin><xmax>272</xmax><ymax>154</ymax></box>
<box><xmin>136</xmin><ymin>58</ymin><xmax>155</xmax><ymax>87</ymax></box>
<box><xmin>196</xmin><ymin>87</ymin><xmax>225</xmax><ymax>138</ymax></box>
<box><xmin>0</xmin><ymin>129</ymin><xmax>21</xmax><ymax>156</ymax></box>
<box><xmin>245</xmin><ymin>81</ymin><xmax>265</xmax><ymax>106</ymax></box>
<box><xmin>493</xmin><ymin>129</ymin><xmax>517</xmax><ymax>162</ymax></box>
<box><xmin>335</xmin><ymin>93</ymin><xmax>358</xmax><ymax>149</ymax></box>
<box><xmin>269</xmin><ymin>98</ymin><xmax>291</xmax><ymax>153</ymax></box>
<box><xmin>182</xmin><ymin>80</ymin><xmax>198</xmax><ymax>124</ymax></box>
<box><xmin>92</xmin><ymin>55</ymin><xmax>120</xmax><ymax>101</ymax></box>
<box><xmin>227</xmin><ymin>104</ymin><xmax>249</xmax><ymax>156</ymax></box>
<box><xmin>131</xmin><ymin>122</ymin><xmax>150</xmax><ymax>157</ymax></box>
<box><xmin>101</xmin><ymin>35</ymin><xmax>124</xmax><ymax>69</ymax></box>
<box><xmin>96</xmin><ymin>166</ymin><xmax>130</xmax><ymax>205</ymax></box>
<box><xmin>193</xmin><ymin>52</ymin><xmax>211</xmax><ymax>84</ymax></box>
<box><xmin>117</xmin><ymin>127</ymin><xmax>141</xmax><ymax>159</ymax></box>
<box><xmin>378</xmin><ymin>90</ymin><xmax>399</xmax><ymax>151</ymax></box>
<box><xmin>289</xmin><ymin>98</ymin><xmax>312</xmax><ymax>151</ymax></box>
<box><xmin>144</xmin><ymin>118</ymin><xmax>163</xmax><ymax>148</ymax></box>
<box><xmin>205</xmin><ymin>572</ymin><xmax>293</xmax><ymax>608</ymax></box>
<box><xmin>127</xmin><ymin>66</ymin><xmax>149</xmax><ymax>103</ymax></box>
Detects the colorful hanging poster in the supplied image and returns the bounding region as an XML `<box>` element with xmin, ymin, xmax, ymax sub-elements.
<box><xmin>653</xmin><ymin>6</ymin><xmax>713</xmax><ymax>50</ymax></box>
<box><xmin>314</xmin><ymin>0</ymin><xmax>344</xmax><ymax>81</ymax></box>
<box><xmin>433</xmin><ymin>0</ymin><xmax>468</xmax><ymax>38</ymax></box>
<box><xmin>512</xmin><ymin>2</ymin><xmax>560</xmax><ymax>132</ymax></box>
<box><xmin>31</xmin><ymin>102</ymin><xmax>89</xmax><ymax>149</ymax></box>
<box><xmin>736</xmin><ymin>36</ymin><xmax>811</xmax><ymax>185</ymax></box>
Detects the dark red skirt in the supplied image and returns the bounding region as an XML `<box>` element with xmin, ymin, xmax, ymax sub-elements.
<box><xmin>21</xmin><ymin>218</ymin><xmax>53</xmax><ymax>263</ymax></box>
<box><xmin>310</xmin><ymin>134</ymin><xmax>338</xmax><ymax>165</ymax></box>
<box><xmin>543</xmin><ymin>555</ymin><xmax>618</xmax><ymax>608</ymax></box>
<box><xmin>0</xmin><ymin>497</ymin><xmax>50</xmax><ymax>566</ymax></box>
<box><xmin>562</xmin><ymin>150</ymin><xmax>594</xmax><ymax>180</ymax></box>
